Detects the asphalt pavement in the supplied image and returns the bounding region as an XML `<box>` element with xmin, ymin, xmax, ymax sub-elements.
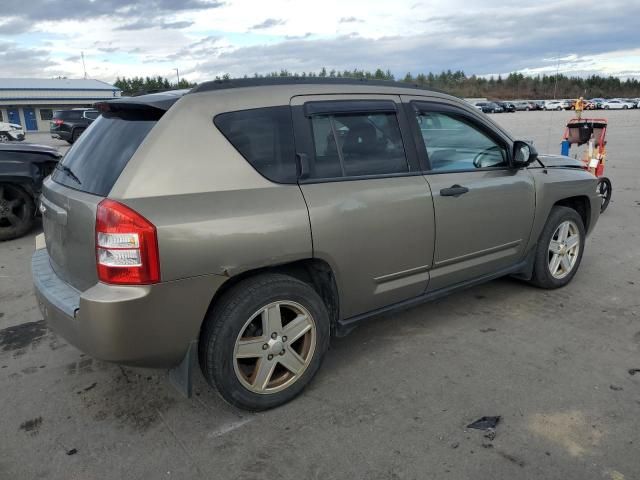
<box><xmin>1</xmin><ymin>110</ymin><xmax>638</xmax><ymax>480</ymax></box>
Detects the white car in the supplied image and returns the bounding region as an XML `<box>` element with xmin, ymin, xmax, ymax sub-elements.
<box><xmin>0</xmin><ymin>122</ymin><xmax>25</xmax><ymax>142</ymax></box>
<box><xmin>544</xmin><ymin>100</ymin><xmax>569</xmax><ymax>111</ymax></box>
<box><xmin>602</xmin><ymin>99</ymin><xmax>635</xmax><ymax>110</ymax></box>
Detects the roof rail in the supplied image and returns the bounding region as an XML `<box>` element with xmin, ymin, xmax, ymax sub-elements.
<box><xmin>190</xmin><ymin>77</ymin><xmax>447</xmax><ymax>95</ymax></box>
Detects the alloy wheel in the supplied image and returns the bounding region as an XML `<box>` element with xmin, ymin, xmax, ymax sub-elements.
<box><xmin>233</xmin><ymin>301</ymin><xmax>316</xmax><ymax>394</ymax></box>
<box><xmin>0</xmin><ymin>133</ymin><xmax>9</xmax><ymax>143</ymax></box>
<box><xmin>548</xmin><ymin>220</ymin><xmax>580</xmax><ymax>279</ymax></box>
<box><xmin>0</xmin><ymin>184</ymin><xmax>28</xmax><ymax>230</ymax></box>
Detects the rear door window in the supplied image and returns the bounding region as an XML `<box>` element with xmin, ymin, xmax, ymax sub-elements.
<box><xmin>308</xmin><ymin>111</ymin><xmax>409</xmax><ymax>179</ymax></box>
<box><xmin>214</xmin><ymin>106</ymin><xmax>297</xmax><ymax>183</ymax></box>
<box><xmin>51</xmin><ymin>110</ymin><xmax>158</xmax><ymax>196</ymax></box>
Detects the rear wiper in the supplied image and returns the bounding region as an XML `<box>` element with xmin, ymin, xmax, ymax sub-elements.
<box><xmin>55</xmin><ymin>163</ymin><xmax>82</xmax><ymax>185</ymax></box>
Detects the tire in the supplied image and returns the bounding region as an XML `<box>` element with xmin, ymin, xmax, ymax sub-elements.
<box><xmin>525</xmin><ymin>107</ymin><xmax>530</xmax><ymax>111</ymax></box>
<box><xmin>597</xmin><ymin>177</ymin><xmax>612</xmax><ymax>213</ymax></box>
<box><xmin>199</xmin><ymin>273</ymin><xmax>330</xmax><ymax>411</ymax></box>
<box><xmin>623</xmin><ymin>105</ymin><xmax>628</xmax><ymax>109</ymax></box>
<box><xmin>70</xmin><ymin>128</ymin><xmax>85</xmax><ymax>144</ymax></box>
<box><xmin>556</xmin><ymin>106</ymin><xmax>562</xmax><ymax>111</ymax></box>
<box><xmin>0</xmin><ymin>183</ymin><xmax>35</xmax><ymax>241</ymax></box>
<box><xmin>0</xmin><ymin>133</ymin><xmax>10</xmax><ymax>142</ymax></box>
<box><xmin>604</xmin><ymin>105</ymin><xmax>610</xmax><ymax>110</ymax></box>
<box><xmin>529</xmin><ymin>206</ymin><xmax>585</xmax><ymax>289</ymax></box>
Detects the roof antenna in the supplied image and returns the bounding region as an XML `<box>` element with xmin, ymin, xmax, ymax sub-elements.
<box><xmin>81</xmin><ymin>51</ymin><xmax>87</xmax><ymax>79</ymax></box>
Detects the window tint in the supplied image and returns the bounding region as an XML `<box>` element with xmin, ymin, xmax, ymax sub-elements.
<box><xmin>309</xmin><ymin>111</ymin><xmax>408</xmax><ymax>179</ymax></box>
<box><xmin>83</xmin><ymin>110</ymin><xmax>99</xmax><ymax>120</ymax></box>
<box><xmin>416</xmin><ymin>111</ymin><xmax>507</xmax><ymax>171</ymax></box>
<box><xmin>39</xmin><ymin>109</ymin><xmax>53</xmax><ymax>121</ymax></box>
<box><xmin>53</xmin><ymin>110</ymin><xmax>83</xmax><ymax>121</ymax></box>
<box><xmin>214</xmin><ymin>106</ymin><xmax>296</xmax><ymax>183</ymax></box>
<box><xmin>52</xmin><ymin>111</ymin><xmax>157</xmax><ymax>196</ymax></box>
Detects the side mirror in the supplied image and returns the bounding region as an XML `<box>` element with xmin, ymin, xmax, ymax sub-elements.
<box><xmin>512</xmin><ymin>140</ymin><xmax>537</xmax><ymax>168</ymax></box>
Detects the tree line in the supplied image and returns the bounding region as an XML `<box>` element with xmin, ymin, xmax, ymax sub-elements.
<box><xmin>114</xmin><ymin>69</ymin><xmax>640</xmax><ymax>99</ymax></box>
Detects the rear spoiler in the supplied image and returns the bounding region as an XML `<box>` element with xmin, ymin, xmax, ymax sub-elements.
<box><xmin>94</xmin><ymin>89</ymin><xmax>189</xmax><ymax>114</ymax></box>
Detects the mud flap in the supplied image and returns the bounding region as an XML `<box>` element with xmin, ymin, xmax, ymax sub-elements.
<box><xmin>168</xmin><ymin>341</ymin><xmax>196</xmax><ymax>398</ymax></box>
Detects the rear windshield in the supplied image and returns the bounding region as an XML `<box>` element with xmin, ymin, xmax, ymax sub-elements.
<box><xmin>52</xmin><ymin>111</ymin><xmax>157</xmax><ymax>196</ymax></box>
<box><xmin>53</xmin><ymin>110</ymin><xmax>83</xmax><ymax>121</ymax></box>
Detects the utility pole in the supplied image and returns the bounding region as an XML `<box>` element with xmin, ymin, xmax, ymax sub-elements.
<box><xmin>81</xmin><ymin>51</ymin><xmax>87</xmax><ymax>79</ymax></box>
<box><xmin>174</xmin><ymin>68</ymin><xmax>180</xmax><ymax>85</ymax></box>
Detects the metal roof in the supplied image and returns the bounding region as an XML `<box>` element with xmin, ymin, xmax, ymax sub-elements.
<box><xmin>0</xmin><ymin>78</ymin><xmax>119</xmax><ymax>91</ymax></box>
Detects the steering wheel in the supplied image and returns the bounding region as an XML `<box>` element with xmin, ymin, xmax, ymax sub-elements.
<box><xmin>472</xmin><ymin>145</ymin><xmax>502</xmax><ymax>168</ymax></box>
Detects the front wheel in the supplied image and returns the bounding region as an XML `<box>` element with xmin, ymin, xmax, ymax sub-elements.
<box><xmin>529</xmin><ymin>206</ymin><xmax>585</xmax><ymax>289</ymax></box>
<box><xmin>0</xmin><ymin>133</ymin><xmax>10</xmax><ymax>142</ymax></box>
<box><xmin>0</xmin><ymin>183</ymin><xmax>35</xmax><ymax>241</ymax></box>
<box><xmin>597</xmin><ymin>177</ymin><xmax>612</xmax><ymax>213</ymax></box>
<box><xmin>199</xmin><ymin>273</ymin><xmax>330</xmax><ymax>411</ymax></box>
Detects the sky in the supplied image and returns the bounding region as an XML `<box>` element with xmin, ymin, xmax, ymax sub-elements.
<box><xmin>1</xmin><ymin>0</ymin><xmax>639</xmax><ymax>84</ymax></box>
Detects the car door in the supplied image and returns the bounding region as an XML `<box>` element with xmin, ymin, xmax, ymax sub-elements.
<box><xmin>291</xmin><ymin>95</ymin><xmax>435</xmax><ymax>318</ymax></box>
<box><xmin>401</xmin><ymin>97</ymin><xmax>536</xmax><ymax>291</ymax></box>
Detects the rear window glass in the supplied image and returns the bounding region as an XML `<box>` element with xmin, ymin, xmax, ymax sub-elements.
<box><xmin>53</xmin><ymin>110</ymin><xmax>83</xmax><ymax>121</ymax></box>
<box><xmin>214</xmin><ymin>106</ymin><xmax>296</xmax><ymax>183</ymax></box>
<box><xmin>52</xmin><ymin>111</ymin><xmax>157</xmax><ymax>196</ymax></box>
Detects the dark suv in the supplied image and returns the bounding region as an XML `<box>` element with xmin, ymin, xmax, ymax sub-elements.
<box><xmin>50</xmin><ymin>109</ymin><xmax>99</xmax><ymax>144</ymax></box>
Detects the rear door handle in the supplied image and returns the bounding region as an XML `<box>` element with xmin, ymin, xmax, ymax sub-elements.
<box><xmin>440</xmin><ymin>185</ymin><xmax>469</xmax><ymax>197</ymax></box>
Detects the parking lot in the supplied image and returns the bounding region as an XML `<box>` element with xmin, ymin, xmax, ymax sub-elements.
<box><xmin>1</xmin><ymin>110</ymin><xmax>639</xmax><ymax>480</ymax></box>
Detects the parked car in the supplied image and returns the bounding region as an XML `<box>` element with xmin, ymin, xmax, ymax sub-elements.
<box><xmin>474</xmin><ymin>101</ymin><xmax>504</xmax><ymax>113</ymax></box>
<box><xmin>0</xmin><ymin>143</ymin><xmax>61</xmax><ymax>240</ymax></box>
<box><xmin>531</xmin><ymin>100</ymin><xmax>546</xmax><ymax>110</ymax></box>
<box><xmin>0</xmin><ymin>121</ymin><xmax>26</xmax><ymax>142</ymax></box>
<box><xmin>513</xmin><ymin>101</ymin><xmax>535</xmax><ymax>111</ymax></box>
<box><xmin>588</xmin><ymin>98</ymin><xmax>605</xmax><ymax>109</ymax></box>
<box><xmin>544</xmin><ymin>100</ymin><xmax>570</xmax><ymax>110</ymax></box>
<box><xmin>50</xmin><ymin>109</ymin><xmax>100</xmax><ymax>144</ymax></box>
<box><xmin>496</xmin><ymin>101</ymin><xmax>516</xmax><ymax>112</ymax></box>
<box><xmin>33</xmin><ymin>79</ymin><xmax>601</xmax><ymax>411</ymax></box>
<box><xmin>637</xmin><ymin>100</ymin><xmax>640</xmax><ymax>109</ymax></box>
<box><xmin>601</xmin><ymin>99</ymin><xmax>635</xmax><ymax>109</ymax></box>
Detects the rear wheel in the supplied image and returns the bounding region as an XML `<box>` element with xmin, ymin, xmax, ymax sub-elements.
<box><xmin>199</xmin><ymin>273</ymin><xmax>330</xmax><ymax>410</ymax></box>
<box><xmin>71</xmin><ymin>128</ymin><xmax>85</xmax><ymax>143</ymax></box>
<box><xmin>0</xmin><ymin>183</ymin><xmax>35</xmax><ymax>241</ymax></box>
<box><xmin>529</xmin><ymin>206</ymin><xmax>585</xmax><ymax>289</ymax></box>
<box><xmin>623</xmin><ymin>105</ymin><xmax>628</xmax><ymax>109</ymax></box>
<box><xmin>597</xmin><ymin>177</ymin><xmax>612</xmax><ymax>213</ymax></box>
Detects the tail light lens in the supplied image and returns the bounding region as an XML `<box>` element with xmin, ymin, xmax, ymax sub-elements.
<box><xmin>54</xmin><ymin>119</ymin><xmax>64</xmax><ymax>125</ymax></box>
<box><xmin>95</xmin><ymin>199</ymin><xmax>160</xmax><ymax>285</ymax></box>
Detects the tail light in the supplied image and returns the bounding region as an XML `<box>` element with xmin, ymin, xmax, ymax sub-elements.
<box><xmin>53</xmin><ymin>119</ymin><xmax>64</xmax><ymax>125</ymax></box>
<box><xmin>95</xmin><ymin>199</ymin><xmax>160</xmax><ymax>285</ymax></box>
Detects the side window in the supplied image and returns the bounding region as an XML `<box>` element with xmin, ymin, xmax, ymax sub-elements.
<box><xmin>416</xmin><ymin>110</ymin><xmax>508</xmax><ymax>171</ymax></box>
<box><xmin>309</xmin><ymin>111</ymin><xmax>408</xmax><ymax>179</ymax></box>
<box><xmin>83</xmin><ymin>111</ymin><xmax>99</xmax><ymax>120</ymax></box>
<box><xmin>214</xmin><ymin>106</ymin><xmax>297</xmax><ymax>183</ymax></box>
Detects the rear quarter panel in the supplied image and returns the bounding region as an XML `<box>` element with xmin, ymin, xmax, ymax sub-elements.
<box><xmin>110</xmin><ymin>90</ymin><xmax>313</xmax><ymax>282</ymax></box>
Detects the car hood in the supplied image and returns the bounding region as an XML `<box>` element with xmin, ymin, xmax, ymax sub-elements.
<box><xmin>536</xmin><ymin>154</ymin><xmax>584</xmax><ymax>169</ymax></box>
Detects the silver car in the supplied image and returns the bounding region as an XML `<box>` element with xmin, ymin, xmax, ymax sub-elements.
<box><xmin>32</xmin><ymin>79</ymin><xmax>601</xmax><ymax>410</ymax></box>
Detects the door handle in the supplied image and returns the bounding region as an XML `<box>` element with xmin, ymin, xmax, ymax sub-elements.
<box><xmin>440</xmin><ymin>185</ymin><xmax>469</xmax><ymax>197</ymax></box>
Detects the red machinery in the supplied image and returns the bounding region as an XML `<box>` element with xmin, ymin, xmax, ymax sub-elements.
<box><xmin>561</xmin><ymin>118</ymin><xmax>612</xmax><ymax>212</ymax></box>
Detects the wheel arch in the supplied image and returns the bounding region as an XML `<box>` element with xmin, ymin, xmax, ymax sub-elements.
<box><xmin>553</xmin><ymin>195</ymin><xmax>591</xmax><ymax>232</ymax></box>
<box><xmin>201</xmin><ymin>258</ymin><xmax>341</xmax><ymax>338</ymax></box>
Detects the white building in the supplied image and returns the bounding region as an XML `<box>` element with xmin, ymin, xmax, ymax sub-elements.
<box><xmin>0</xmin><ymin>78</ymin><xmax>121</xmax><ymax>132</ymax></box>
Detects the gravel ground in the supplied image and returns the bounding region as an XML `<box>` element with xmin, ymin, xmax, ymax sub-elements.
<box><xmin>1</xmin><ymin>110</ymin><xmax>639</xmax><ymax>480</ymax></box>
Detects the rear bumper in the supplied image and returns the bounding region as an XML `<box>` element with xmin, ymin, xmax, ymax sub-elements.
<box><xmin>32</xmin><ymin>248</ymin><xmax>225</xmax><ymax>368</ymax></box>
<box><xmin>50</xmin><ymin>131</ymin><xmax>71</xmax><ymax>141</ymax></box>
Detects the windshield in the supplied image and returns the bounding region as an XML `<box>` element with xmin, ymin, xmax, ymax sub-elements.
<box><xmin>51</xmin><ymin>111</ymin><xmax>157</xmax><ymax>196</ymax></box>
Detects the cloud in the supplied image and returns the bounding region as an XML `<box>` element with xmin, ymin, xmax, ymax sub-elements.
<box><xmin>3</xmin><ymin>0</ymin><xmax>224</xmax><ymax>22</ymax></box>
<box><xmin>0</xmin><ymin>18</ymin><xmax>31</xmax><ymax>35</ymax></box>
<box><xmin>338</xmin><ymin>17</ymin><xmax>362</xmax><ymax>23</ymax></box>
<box><xmin>0</xmin><ymin>41</ymin><xmax>60</xmax><ymax>77</ymax></box>
<box><xmin>250</xmin><ymin>18</ymin><xmax>286</xmax><ymax>30</ymax></box>
<box><xmin>115</xmin><ymin>19</ymin><xmax>194</xmax><ymax>30</ymax></box>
